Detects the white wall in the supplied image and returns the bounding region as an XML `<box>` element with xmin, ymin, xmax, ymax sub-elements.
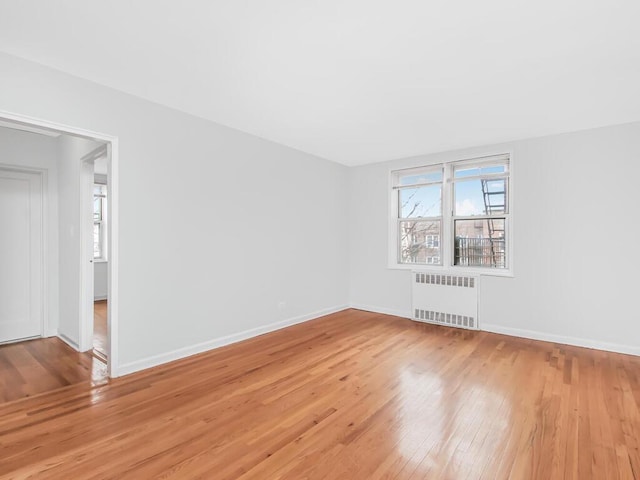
<box><xmin>57</xmin><ymin>134</ymin><xmax>102</xmax><ymax>346</ymax></box>
<box><xmin>3</xmin><ymin>49</ymin><xmax>638</xmax><ymax>374</ymax></box>
<box><xmin>349</xmin><ymin>122</ymin><xmax>640</xmax><ymax>355</ymax></box>
<box><xmin>0</xmin><ymin>127</ymin><xmax>59</xmax><ymax>336</ymax></box>
<box><xmin>0</xmin><ymin>52</ymin><xmax>349</xmax><ymax>374</ymax></box>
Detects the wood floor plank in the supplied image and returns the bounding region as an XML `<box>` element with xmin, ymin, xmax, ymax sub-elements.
<box><xmin>0</xmin><ymin>337</ymin><xmax>107</xmax><ymax>404</ymax></box>
<box><xmin>1</xmin><ymin>309</ymin><xmax>639</xmax><ymax>479</ymax></box>
<box><xmin>93</xmin><ymin>300</ymin><xmax>108</xmax><ymax>359</ymax></box>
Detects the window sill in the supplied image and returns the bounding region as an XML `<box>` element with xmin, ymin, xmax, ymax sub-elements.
<box><xmin>388</xmin><ymin>263</ymin><xmax>514</xmax><ymax>278</ymax></box>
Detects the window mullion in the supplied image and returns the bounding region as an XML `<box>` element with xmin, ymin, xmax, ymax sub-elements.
<box><xmin>443</xmin><ymin>163</ymin><xmax>453</xmax><ymax>268</ymax></box>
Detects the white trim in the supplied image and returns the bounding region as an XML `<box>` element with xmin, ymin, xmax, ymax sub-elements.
<box><xmin>0</xmin><ymin>335</ymin><xmax>41</xmax><ymax>346</ymax></box>
<box><xmin>350</xmin><ymin>303</ymin><xmax>639</xmax><ymax>357</ymax></box>
<box><xmin>349</xmin><ymin>303</ymin><xmax>411</xmax><ymax>319</ymax></box>
<box><xmin>482</xmin><ymin>323</ymin><xmax>640</xmax><ymax>357</ymax></box>
<box><xmin>0</xmin><ymin>109</ymin><xmax>120</xmax><ymax>378</ymax></box>
<box><xmin>39</xmin><ymin>169</ymin><xmax>49</xmax><ymax>339</ymax></box>
<box><xmin>0</xmin><ymin>119</ymin><xmax>61</xmax><ymax>138</ymax></box>
<box><xmin>79</xmin><ymin>157</ymin><xmax>95</xmax><ymax>352</ymax></box>
<box><xmin>57</xmin><ymin>333</ymin><xmax>80</xmax><ymax>350</ymax></box>
<box><xmin>81</xmin><ymin>144</ymin><xmax>108</xmax><ymax>163</ymax></box>
<box><xmin>117</xmin><ymin>305</ymin><xmax>349</xmax><ymax>377</ymax></box>
<box><xmin>94</xmin><ymin>295</ymin><xmax>108</xmax><ymax>301</ymax></box>
<box><xmin>106</xmin><ymin>140</ymin><xmax>119</xmax><ymax>377</ymax></box>
<box><xmin>389</xmin><ymin>264</ymin><xmax>515</xmax><ymax>277</ymax></box>
<box><xmin>0</xmin><ymin>111</ymin><xmax>114</xmax><ymax>141</ymax></box>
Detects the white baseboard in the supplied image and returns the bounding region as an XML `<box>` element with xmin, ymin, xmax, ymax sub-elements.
<box><xmin>115</xmin><ymin>304</ymin><xmax>349</xmax><ymax>377</ymax></box>
<box><xmin>348</xmin><ymin>304</ymin><xmax>640</xmax><ymax>357</ymax></box>
<box><xmin>94</xmin><ymin>295</ymin><xmax>108</xmax><ymax>301</ymax></box>
<box><xmin>482</xmin><ymin>323</ymin><xmax>640</xmax><ymax>357</ymax></box>
<box><xmin>349</xmin><ymin>303</ymin><xmax>411</xmax><ymax>319</ymax></box>
<box><xmin>57</xmin><ymin>333</ymin><xmax>80</xmax><ymax>351</ymax></box>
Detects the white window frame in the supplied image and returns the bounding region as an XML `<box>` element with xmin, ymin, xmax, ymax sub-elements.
<box><xmin>389</xmin><ymin>152</ymin><xmax>513</xmax><ymax>277</ymax></box>
<box><xmin>391</xmin><ymin>164</ymin><xmax>444</xmax><ymax>266</ymax></box>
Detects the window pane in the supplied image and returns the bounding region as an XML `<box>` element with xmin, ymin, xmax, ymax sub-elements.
<box><xmin>398</xmin><ymin>169</ymin><xmax>442</xmax><ymax>186</ymax></box>
<box><xmin>399</xmin><ymin>220</ymin><xmax>441</xmax><ymax>264</ymax></box>
<box><xmin>399</xmin><ymin>185</ymin><xmax>441</xmax><ymax>218</ymax></box>
<box><xmin>93</xmin><ymin>223</ymin><xmax>102</xmax><ymax>258</ymax></box>
<box><xmin>454</xmin><ymin>163</ymin><xmax>507</xmax><ymax>178</ymax></box>
<box><xmin>94</xmin><ymin>196</ymin><xmax>103</xmax><ymax>222</ymax></box>
<box><xmin>454</xmin><ymin>178</ymin><xmax>506</xmax><ymax>216</ymax></box>
<box><xmin>454</xmin><ymin>219</ymin><xmax>506</xmax><ymax>268</ymax></box>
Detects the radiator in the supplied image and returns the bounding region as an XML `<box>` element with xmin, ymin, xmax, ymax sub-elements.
<box><xmin>412</xmin><ymin>272</ymin><xmax>479</xmax><ymax>330</ymax></box>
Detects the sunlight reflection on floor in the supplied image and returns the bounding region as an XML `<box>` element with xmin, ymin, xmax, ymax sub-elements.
<box><xmin>90</xmin><ymin>355</ymin><xmax>109</xmax><ymax>387</ymax></box>
<box><xmin>397</xmin><ymin>364</ymin><xmax>511</xmax><ymax>476</ymax></box>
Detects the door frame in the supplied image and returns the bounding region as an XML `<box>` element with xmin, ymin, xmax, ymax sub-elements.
<box><xmin>0</xmin><ymin>165</ymin><xmax>46</xmax><ymax>342</ymax></box>
<box><xmin>79</xmin><ymin>148</ymin><xmax>96</xmax><ymax>353</ymax></box>
<box><xmin>78</xmin><ymin>144</ymin><xmax>108</xmax><ymax>354</ymax></box>
<box><xmin>0</xmin><ymin>110</ymin><xmax>121</xmax><ymax>378</ymax></box>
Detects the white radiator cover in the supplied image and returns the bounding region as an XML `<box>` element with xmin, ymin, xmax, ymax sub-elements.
<box><xmin>412</xmin><ymin>272</ymin><xmax>479</xmax><ymax>330</ymax></box>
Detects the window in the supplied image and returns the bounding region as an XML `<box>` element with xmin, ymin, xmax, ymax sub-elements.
<box><xmin>426</xmin><ymin>256</ymin><xmax>440</xmax><ymax>264</ymax></box>
<box><xmin>425</xmin><ymin>235</ymin><xmax>439</xmax><ymax>248</ymax></box>
<box><xmin>392</xmin><ymin>165</ymin><xmax>443</xmax><ymax>265</ymax></box>
<box><xmin>93</xmin><ymin>183</ymin><xmax>107</xmax><ymax>260</ymax></box>
<box><xmin>391</xmin><ymin>154</ymin><xmax>510</xmax><ymax>272</ymax></box>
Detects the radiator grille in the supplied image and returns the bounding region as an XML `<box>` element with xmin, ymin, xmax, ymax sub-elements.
<box><xmin>412</xmin><ymin>272</ymin><xmax>479</xmax><ymax>330</ymax></box>
<box><xmin>414</xmin><ymin>273</ymin><xmax>475</xmax><ymax>288</ymax></box>
<box><xmin>414</xmin><ymin>308</ymin><xmax>475</xmax><ymax>329</ymax></box>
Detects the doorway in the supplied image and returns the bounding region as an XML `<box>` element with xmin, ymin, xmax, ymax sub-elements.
<box><xmin>0</xmin><ymin>111</ymin><xmax>119</xmax><ymax>378</ymax></box>
<box><xmin>82</xmin><ymin>149</ymin><xmax>110</xmax><ymax>362</ymax></box>
<box><xmin>0</xmin><ymin>167</ymin><xmax>43</xmax><ymax>343</ymax></box>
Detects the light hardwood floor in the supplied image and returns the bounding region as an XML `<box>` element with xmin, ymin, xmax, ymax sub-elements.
<box><xmin>93</xmin><ymin>300</ymin><xmax>108</xmax><ymax>360</ymax></box>
<box><xmin>0</xmin><ymin>309</ymin><xmax>639</xmax><ymax>479</ymax></box>
<box><xmin>0</xmin><ymin>337</ymin><xmax>107</xmax><ymax>404</ymax></box>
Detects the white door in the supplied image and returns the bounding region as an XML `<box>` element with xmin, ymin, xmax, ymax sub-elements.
<box><xmin>0</xmin><ymin>168</ymin><xmax>43</xmax><ymax>343</ymax></box>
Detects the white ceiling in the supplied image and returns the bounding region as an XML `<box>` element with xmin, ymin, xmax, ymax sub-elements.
<box><xmin>0</xmin><ymin>1</ymin><xmax>639</xmax><ymax>166</ymax></box>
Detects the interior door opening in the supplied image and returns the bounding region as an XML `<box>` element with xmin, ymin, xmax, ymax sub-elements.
<box><xmin>87</xmin><ymin>152</ymin><xmax>109</xmax><ymax>363</ymax></box>
<box><xmin>0</xmin><ymin>111</ymin><xmax>119</xmax><ymax>379</ymax></box>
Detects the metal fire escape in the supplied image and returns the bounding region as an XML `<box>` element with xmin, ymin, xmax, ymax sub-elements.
<box><xmin>481</xmin><ymin>179</ymin><xmax>506</xmax><ymax>266</ymax></box>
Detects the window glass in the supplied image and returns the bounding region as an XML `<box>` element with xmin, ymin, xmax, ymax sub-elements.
<box><xmin>454</xmin><ymin>178</ymin><xmax>507</xmax><ymax>216</ymax></box>
<box><xmin>398</xmin><ymin>170</ymin><xmax>443</xmax><ymax>186</ymax></box>
<box><xmin>94</xmin><ymin>196</ymin><xmax>103</xmax><ymax>222</ymax></box>
<box><xmin>399</xmin><ymin>220</ymin><xmax>441</xmax><ymax>264</ymax></box>
<box><xmin>454</xmin><ymin>219</ymin><xmax>505</xmax><ymax>268</ymax></box>
<box><xmin>399</xmin><ymin>185</ymin><xmax>441</xmax><ymax>218</ymax></box>
<box><xmin>93</xmin><ymin>184</ymin><xmax>107</xmax><ymax>260</ymax></box>
<box><xmin>454</xmin><ymin>163</ymin><xmax>507</xmax><ymax>178</ymax></box>
<box><xmin>93</xmin><ymin>223</ymin><xmax>102</xmax><ymax>258</ymax></box>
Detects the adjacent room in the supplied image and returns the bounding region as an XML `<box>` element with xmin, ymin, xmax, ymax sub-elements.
<box><xmin>0</xmin><ymin>1</ymin><xmax>639</xmax><ymax>479</ymax></box>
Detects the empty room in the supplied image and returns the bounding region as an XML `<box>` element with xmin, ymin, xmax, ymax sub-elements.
<box><xmin>0</xmin><ymin>1</ymin><xmax>639</xmax><ymax>479</ymax></box>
